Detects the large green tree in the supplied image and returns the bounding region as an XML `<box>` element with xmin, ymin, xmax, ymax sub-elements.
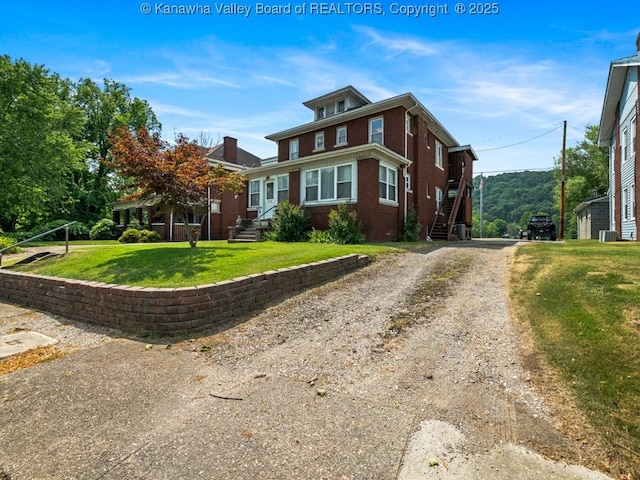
<box><xmin>554</xmin><ymin>125</ymin><xmax>609</xmax><ymax>238</ymax></box>
<box><xmin>0</xmin><ymin>56</ymin><xmax>85</xmax><ymax>232</ymax></box>
<box><xmin>72</xmin><ymin>78</ymin><xmax>161</xmax><ymax>223</ymax></box>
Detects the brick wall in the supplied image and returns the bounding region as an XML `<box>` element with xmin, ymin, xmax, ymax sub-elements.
<box><xmin>0</xmin><ymin>254</ymin><xmax>369</xmax><ymax>334</ymax></box>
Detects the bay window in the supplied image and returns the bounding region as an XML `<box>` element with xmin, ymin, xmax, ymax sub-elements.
<box><xmin>303</xmin><ymin>164</ymin><xmax>353</xmax><ymax>202</ymax></box>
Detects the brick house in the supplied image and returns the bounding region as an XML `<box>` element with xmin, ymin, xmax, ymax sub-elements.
<box><xmin>111</xmin><ymin>136</ymin><xmax>260</xmax><ymax>241</ymax></box>
<box><xmin>243</xmin><ymin>86</ymin><xmax>476</xmax><ymax>241</ymax></box>
<box><xmin>598</xmin><ymin>34</ymin><xmax>640</xmax><ymax>240</ymax></box>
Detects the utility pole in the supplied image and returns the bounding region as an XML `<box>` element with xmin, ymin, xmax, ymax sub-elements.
<box><xmin>560</xmin><ymin>120</ymin><xmax>567</xmax><ymax>240</ymax></box>
<box><xmin>479</xmin><ymin>173</ymin><xmax>484</xmax><ymax>239</ymax></box>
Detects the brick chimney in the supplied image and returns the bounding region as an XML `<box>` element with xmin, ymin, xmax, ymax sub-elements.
<box><xmin>223</xmin><ymin>136</ymin><xmax>238</xmax><ymax>162</ymax></box>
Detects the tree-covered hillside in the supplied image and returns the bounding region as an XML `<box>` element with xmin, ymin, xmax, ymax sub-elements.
<box><xmin>471</xmin><ymin>170</ymin><xmax>557</xmax><ymax>237</ymax></box>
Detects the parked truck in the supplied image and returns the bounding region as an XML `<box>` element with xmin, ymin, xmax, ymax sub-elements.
<box><xmin>520</xmin><ymin>215</ymin><xmax>557</xmax><ymax>241</ymax></box>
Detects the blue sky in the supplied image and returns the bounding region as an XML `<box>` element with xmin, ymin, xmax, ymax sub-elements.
<box><xmin>2</xmin><ymin>1</ymin><xmax>639</xmax><ymax>176</ymax></box>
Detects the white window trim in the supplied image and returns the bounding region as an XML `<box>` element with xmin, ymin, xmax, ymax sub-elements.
<box><xmin>335</xmin><ymin>125</ymin><xmax>348</xmax><ymax>147</ymax></box>
<box><xmin>277</xmin><ymin>175</ymin><xmax>290</xmax><ymax>203</ymax></box>
<box><xmin>435</xmin><ymin>186</ymin><xmax>444</xmax><ymax>212</ymax></box>
<box><xmin>301</xmin><ymin>163</ymin><xmax>356</xmax><ymax>205</ymax></box>
<box><xmin>289</xmin><ymin>138</ymin><xmax>299</xmax><ymax>160</ymax></box>
<box><xmin>249</xmin><ymin>179</ymin><xmax>261</xmax><ymax>209</ymax></box>
<box><xmin>369</xmin><ymin>116</ymin><xmax>384</xmax><ymax>145</ymax></box>
<box><xmin>406</xmin><ymin>114</ymin><xmax>413</xmax><ymax>136</ymax></box>
<box><xmin>435</xmin><ymin>140</ymin><xmax>444</xmax><ymax>170</ymax></box>
<box><xmin>314</xmin><ymin>132</ymin><xmax>325</xmax><ymax>152</ymax></box>
<box><xmin>378</xmin><ymin>162</ymin><xmax>398</xmax><ymax>206</ymax></box>
<box><xmin>632</xmin><ymin>183</ymin><xmax>636</xmax><ymax>220</ymax></box>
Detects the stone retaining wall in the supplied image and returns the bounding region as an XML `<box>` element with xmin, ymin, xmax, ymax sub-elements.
<box><xmin>0</xmin><ymin>254</ymin><xmax>369</xmax><ymax>334</ymax></box>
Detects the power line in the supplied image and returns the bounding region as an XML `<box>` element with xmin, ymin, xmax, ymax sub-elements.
<box><xmin>475</xmin><ymin>125</ymin><xmax>564</xmax><ymax>152</ymax></box>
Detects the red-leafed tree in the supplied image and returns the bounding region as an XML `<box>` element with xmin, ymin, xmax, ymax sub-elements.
<box><xmin>108</xmin><ymin>126</ymin><xmax>245</xmax><ymax>247</ymax></box>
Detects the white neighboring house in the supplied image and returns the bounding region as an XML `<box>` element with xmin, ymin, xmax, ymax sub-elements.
<box><xmin>598</xmin><ymin>33</ymin><xmax>640</xmax><ymax>240</ymax></box>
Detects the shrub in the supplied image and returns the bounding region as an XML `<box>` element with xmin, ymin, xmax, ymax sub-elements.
<box><xmin>0</xmin><ymin>236</ymin><xmax>22</xmax><ymax>254</ymax></box>
<box><xmin>118</xmin><ymin>228</ymin><xmax>141</xmax><ymax>243</ymax></box>
<box><xmin>139</xmin><ymin>229</ymin><xmax>162</xmax><ymax>243</ymax></box>
<box><xmin>308</xmin><ymin>228</ymin><xmax>332</xmax><ymax>243</ymax></box>
<box><xmin>118</xmin><ymin>228</ymin><xmax>162</xmax><ymax>244</ymax></box>
<box><xmin>327</xmin><ymin>204</ymin><xmax>365</xmax><ymax>244</ymax></box>
<box><xmin>399</xmin><ymin>207</ymin><xmax>423</xmax><ymax>242</ymax></box>
<box><xmin>90</xmin><ymin>218</ymin><xmax>120</xmax><ymax>240</ymax></box>
<box><xmin>266</xmin><ymin>201</ymin><xmax>310</xmax><ymax>242</ymax></box>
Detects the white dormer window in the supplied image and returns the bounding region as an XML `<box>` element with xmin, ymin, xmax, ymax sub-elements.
<box><xmin>317</xmin><ymin>107</ymin><xmax>325</xmax><ymax>119</ymax></box>
<box><xmin>337</xmin><ymin>100</ymin><xmax>345</xmax><ymax>113</ymax></box>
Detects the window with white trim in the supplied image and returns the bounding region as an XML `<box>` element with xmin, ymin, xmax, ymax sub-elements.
<box><xmin>317</xmin><ymin>107</ymin><xmax>325</xmax><ymax>119</ymax></box>
<box><xmin>277</xmin><ymin>175</ymin><xmax>289</xmax><ymax>203</ymax></box>
<box><xmin>406</xmin><ymin>114</ymin><xmax>413</xmax><ymax>135</ymax></box>
<box><xmin>435</xmin><ymin>140</ymin><xmax>443</xmax><ymax>169</ymax></box>
<box><xmin>633</xmin><ymin>117</ymin><xmax>637</xmax><ymax>154</ymax></box>
<box><xmin>315</xmin><ymin>132</ymin><xmax>325</xmax><ymax>151</ymax></box>
<box><xmin>631</xmin><ymin>183</ymin><xmax>636</xmax><ymax>220</ymax></box>
<box><xmin>379</xmin><ymin>164</ymin><xmax>397</xmax><ymax>202</ymax></box>
<box><xmin>336</xmin><ymin>126</ymin><xmax>347</xmax><ymax>146</ymax></box>
<box><xmin>435</xmin><ymin>186</ymin><xmax>443</xmax><ymax>211</ymax></box>
<box><xmin>337</xmin><ymin>100</ymin><xmax>345</xmax><ymax>113</ymax></box>
<box><xmin>623</xmin><ymin>127</ymin><xmax>629</xmax><ymax>163</ymax></box>
<box><xmin>369</xmin><ymin>117</ymin><xmax>383</xmax><ymax>145</ymax></box>
<box><xmin>303</xmin><ymin>164</ymin><xmax>353</xmax><ymax>202</ymax></box>
<box><xmin>624</xmin><ymin>187</ymin><xmax>630</xmax><ymax>220</ymax></box>
<box><xmin>249</xmin><ymin>180</ymin><xmax>261</xmax><ymax>207</ymax></box>
<box><xmin>289</xmin><ymin>139</ymin><xmax>299</xmax><ymax>160</ymax></box>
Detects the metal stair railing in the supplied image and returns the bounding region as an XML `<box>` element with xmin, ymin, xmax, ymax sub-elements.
<box><xmin>445</xmin><ymin>170</ymin><xmax>467</xmax><ymax>240</ymax></box>
<box><xmin>0</xmin><ymin>221</ymin><xmax>77</xmax><ymax>267</ymax></box>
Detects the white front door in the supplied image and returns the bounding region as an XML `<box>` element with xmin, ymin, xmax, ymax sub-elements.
<box><xmin>264</xmin><ymin>180</ymin><xmax>277</xmax><ymax>219</ymax></box>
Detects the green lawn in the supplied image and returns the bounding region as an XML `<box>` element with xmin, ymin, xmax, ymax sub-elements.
<box><xmin>510</xmin><ymin>240</ymin><xmax>640</xmax><ymax>478</ymax></box>
<box><xmin>11</xmin><ymin>241</ymin><xmax>405</xmax><ymax>287</ymax></box>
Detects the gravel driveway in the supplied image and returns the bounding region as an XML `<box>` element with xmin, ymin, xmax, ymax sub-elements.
<box><xmin>0</xmin><ymin>242</ymin><xmax>613</xmax><ymax>479</ymax></box>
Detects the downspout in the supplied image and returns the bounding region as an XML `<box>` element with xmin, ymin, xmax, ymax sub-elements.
<box><xmin>404</xmin><ymin>103</ymin><xmax>420</xmax><ymax>223</ymax></box>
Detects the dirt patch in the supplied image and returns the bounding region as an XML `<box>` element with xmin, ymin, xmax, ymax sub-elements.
<box><xmin>0</xmin><ymin>345</ymin><xmax>65</xmax><ymax>376</ymax></box>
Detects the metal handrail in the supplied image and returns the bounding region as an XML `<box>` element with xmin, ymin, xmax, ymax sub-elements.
<box><xmin>253</xmin><ymin>205</ymin><xmax>277</xmax><ymax>224</ymax></box>
<box><xmin>0</xmin><ymin>221</ymin><xmax>77</xmax><ymax>267</ymax></box>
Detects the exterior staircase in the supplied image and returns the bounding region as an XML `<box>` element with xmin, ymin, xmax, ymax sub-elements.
<box><xmin>228</xmin><ymin>219</ymin><xmax>270</xmax><ymax>243</ymax></box>
<box><xmin>430</xmin><ymin>171</ymin><xmax>467</xmax><ymax>241</ymax></box>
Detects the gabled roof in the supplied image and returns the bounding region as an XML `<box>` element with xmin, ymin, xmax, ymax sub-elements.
<box><xmin>203</xmin><ymin>143</ymin><xmax>262</xmax><ymax>169</ymax></box>
<box><xmin>267</xmin><ymin>91</ymin><xmax>460</xmax><ymax>147</ymax></box>
<box><xmin>597</xmin><ymin>53</ymin><xmax>640</xmax><ymax>146</ymax></box>
<box><xmin>574</xmin><ymin>195</ymin><xmax>609</xmax><ymax>214</ymax></box>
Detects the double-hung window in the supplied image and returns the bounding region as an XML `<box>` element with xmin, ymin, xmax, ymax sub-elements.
<box><xmin>277</xmin><ymin>175</ymin><xmax>289</xmax><ymax>202</ymax></box>
<box><xmin>336</xmin><ymin>126</ymin><xmax>347</xmax><ymax>146</ymax></box>
<box><xmin>289</xmin><ymin>139</ymin><xmax>299</xmax><ymax>160</ymax></box>
<box><xmin>304</xmin><ymin>164</ymin><xmax>353</xmax><ymax>202</ymax></box>
<box><xmin>379</xmin><ymin>164</ymin><xmax>397</xmax><ymax>202</ymax></box>
<box><xmin>249</xmin><ymin>180</ymin><xmax>261</xmax><ymax>207</ymax></box>
<box><xmin>435</xmin><ymin>140</ymin><xmax>443</xmax><ymax>169</ymax></box>
<box><xmin>315</xmin><ymin>132</ymin><xmax>325</xmax><ymax>151</ymax></box>
<box><xmin>369</xmin><ymin>117</ymin><xmax>383</xmax><ymax>145</ymax></box>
